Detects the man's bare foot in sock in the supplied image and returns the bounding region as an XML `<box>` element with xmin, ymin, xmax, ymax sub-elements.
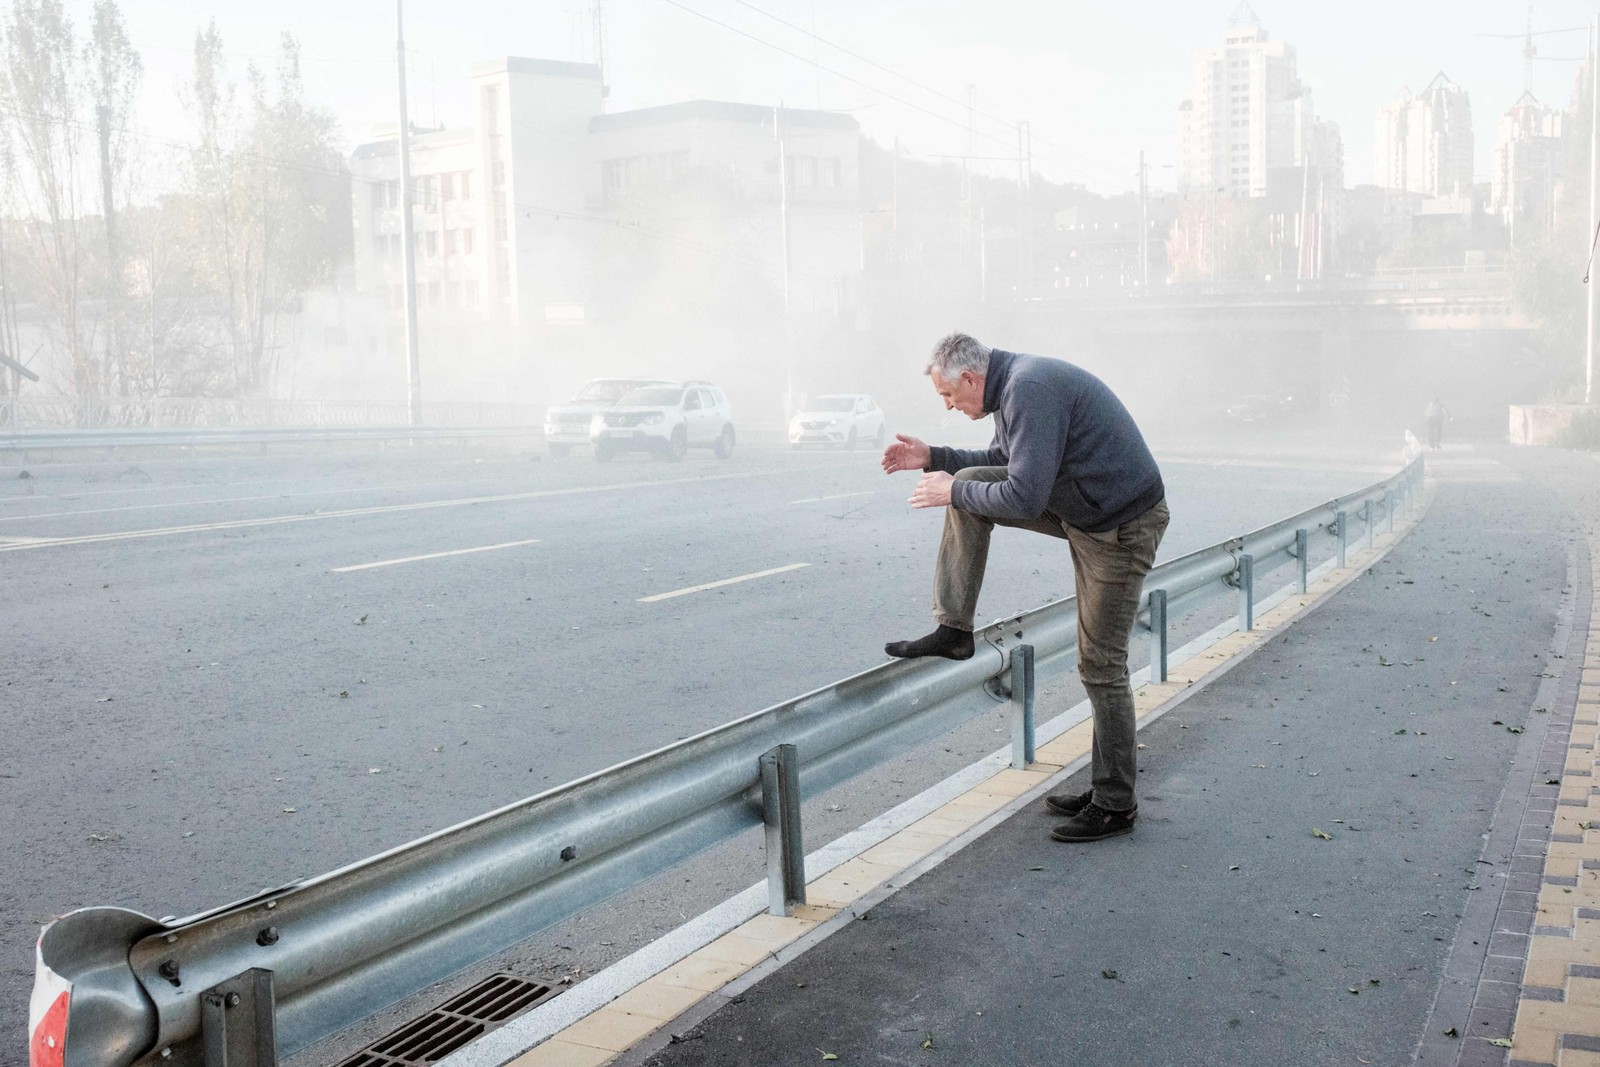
<box><xmin>885</xmin><ymin>624</ymin><xmax>974</xmax><ymax>660</ymax></box>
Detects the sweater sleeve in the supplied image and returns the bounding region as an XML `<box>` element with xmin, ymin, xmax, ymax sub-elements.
<box><xmin>947</xmin><ymin>382</ymin><xmax>1066</xmax><ymax>521</ymax></box>
<box><xmin>927</xmin><ymin>441</ymin><xmax>1007</xmax><ymax>473</ymax></box>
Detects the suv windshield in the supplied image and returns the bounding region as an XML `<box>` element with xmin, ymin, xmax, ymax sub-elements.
<box><xmin>619</xmin><ymin>387</ymin><xmax>683</xmax><ymax>406</ymax></box>
<box><xmin>807</xmin><ymin>396</ymin><xmax>856</xmax><ymax>412</ymax></box>
<box><xmin>577</xmin><ymin>380</ymin><xmax>649</xmax><ymax>403</ymax></box>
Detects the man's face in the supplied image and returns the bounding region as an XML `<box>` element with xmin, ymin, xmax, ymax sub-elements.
<box><xmin>932</xmin><ymin>370</ymin><xmax>986</xmax><ymax>420</ymax></box>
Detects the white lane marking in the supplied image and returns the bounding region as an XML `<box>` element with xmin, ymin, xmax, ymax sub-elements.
<box><xmin>638</xmin><ymin>562</ymin><xmax>810</xmax><ymax>603</ymax></box>
<box><xmin>788</xmin><ymin>491</ymin><xmax>873</xmax><ymax>505</ymax></box>
<box><xmin>331</xmin><ymin>538</ymin><xmax>542</xmax><ymax>573</ymax></box>
<box><xmin>0</xmin><ymin>482</ymin><xmax>471</xmax><ymax>523</ymax></box>
<box><xmin>0</xmin><ymin>468</ymin><xmax>805</xmax><ymax>552</ymax></box>
<box><xmin>0</xmin><ymin>534</ymin><xmax>53</xmax><ymax>545</ymax></box>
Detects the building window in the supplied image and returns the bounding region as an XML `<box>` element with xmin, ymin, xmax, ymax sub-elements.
<box><xmin>821</xmin><ymin>158</ymin><xmax>840</xmax><ymax>187</ymax></box>
<box><xmin>463</xmin><ymin>228</ymin><xmax>475</xmax><ymax>255</ymax></box>
<box><xmin>460</xmin><ymin>171</ymin><xmax>472</xmax><ymax>199</ymax></box>
<box><xmin>445</xmin><ymin>229</ymin><xmax>457</xmax><ymax>256</ymax></box>
<box><xmin>440</xmin><ymin>172</ymin><xmax>454</xmax><ymax>201</ymax></box>
<box><xmin>425</xmin><ymin>231</ymin><xmax>438</xmax><ymax>257</ymax></box>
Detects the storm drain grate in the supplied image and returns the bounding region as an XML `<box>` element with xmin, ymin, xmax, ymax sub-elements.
<box><xmin>336</xmin><ymin>973</ymin><xmax>563</xmax><ymax>1066</ymax></box>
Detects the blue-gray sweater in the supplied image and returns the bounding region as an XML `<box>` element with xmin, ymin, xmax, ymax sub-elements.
<box><xmin>927</xmin><ymin>350</ymin><xmax>1164</xmax><ymax>533</ymax></box>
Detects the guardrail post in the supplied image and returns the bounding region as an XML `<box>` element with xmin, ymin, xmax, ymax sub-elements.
<box><xmin>201</xmin><ymin>967</ymin><xmax>277</xmax><ymax>1067</ymax></box>
<box><xmin>1148</xmin><ymin>589</ymin><xmax>1168</xmax><ymax>684</ymax></box>
<box><xmin>1295</xmin><ymin>528</ymin><xmax>1309</xmax><ymax>594</ymax></box>
<box><xmin>1362</xmin><ymin>500</ymin><xmax>1373</xmax><ymax>551</ymax></box>
<box><xmin>1237</xmin><ymin>554</ymin><xmax>1255</xmax><ymax>631</ymax></box>
<box><xmin>1009</xmin><ymin>644</ymin><xmax>1036</xmax><ymax>769</ymax></box>
<box><xmin>1385</xmin><ymin>491</ymin><xmax>1395</xmax><ymax>534</ymax></box>
<box><xmin>760</xmin><ymin>744</ymin><xmax>805</xmax><ymax>916</ymax></box>
<box><xmin>1336</xmin><ymin>510</ymin><xmax>1348</xmax><ymax>569</ymax></box>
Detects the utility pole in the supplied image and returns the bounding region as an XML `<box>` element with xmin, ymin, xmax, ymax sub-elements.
<box><xmin>593</xmin><ymin>0</ymin><xmax>610</xmax><ymax>112</ymax></box>
<box><xmin>1588</xmin><ymin>17</ymin><xmax>1598</xmax><ymax>405</ymax></box>
<box><xmin>396</xmin><ymin>0</ymin><xmax>422</xmax><ymax>425</ymax></box>
<box><xmin>774</xmin><ymin>104</ymin><xmax>792</xmax><ymax>316</ymax></box>
<box><xmin>1138</xmin><ymin>150</ymin><xmax>1149</xmax><ymax>288</ymax></box>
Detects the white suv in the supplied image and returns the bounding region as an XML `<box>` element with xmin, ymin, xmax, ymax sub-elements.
<box><xmin>543</xmin><ymin>378</ymin><xmax>676</xmax><ymax>457</ymax></box>
<box><xmin>590</xmin><ymin>382</ymin><xmax>736</xmax><ymax>462</ymax></box>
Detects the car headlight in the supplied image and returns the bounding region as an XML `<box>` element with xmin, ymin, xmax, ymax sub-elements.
<box><xmin>589</xmin><ymin>415</ymin><xmax>605</xmax><ymax>432</ymax></box>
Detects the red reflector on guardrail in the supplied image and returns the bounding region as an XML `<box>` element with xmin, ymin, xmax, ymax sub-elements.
<box><xmin>30</xmin><ymin>935</ymin><xmax>71</xmax><ymax>1067</ymax></box>
<box><xmin>29</xmin><ymin>988</ymin><xmax>68</xmax><ymax>1067</ymax></box>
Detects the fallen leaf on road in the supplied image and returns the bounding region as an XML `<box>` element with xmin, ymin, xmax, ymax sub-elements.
<box><xmin>282</xmin><ymin>807</ymin><xmax>297</xmax><ymax>813</ymax></box>
<box><xmin>1489</xmin><ymin>1039</ymin><xmax>1513</xmax><ymax>1048</ymax></box>
<box><xmin>1443</xmin><ymin>1027</ymin><xmax>1458</xmax><ymax>1037</ymax></box>
<box><xmin>921</xmin><ymin>1034</ymin><xmax>935</xmax><ymax>1050</ymax></box>
<box><xmin>1101</xmin><ymin>969</ymin><xmax>1119</xmax><ymax>980</ymax></box>
<box><xmin>817</xmin><ymin>1050</ymin><xmax>838</xmax><ymax>1061</ymax></box>
<box><xmin>1312</xmin><ymin>828</ymin><xmax>1333</xmax><ymax>840</ymax></box>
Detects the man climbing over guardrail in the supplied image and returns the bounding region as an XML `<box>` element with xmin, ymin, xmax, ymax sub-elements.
<box><xmin>881</xmin><ymin>332</ymin><xmax>1169</xmax><ymax>843</ymax></box>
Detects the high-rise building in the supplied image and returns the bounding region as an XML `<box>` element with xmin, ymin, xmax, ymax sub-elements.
<box><xmin>1176</xmin><ymin>1</ymin><xmax>1342</xmax><ymax>200</ymax></box>
<box><xmin>1373</xmin><ymin>73</ymin><xmax>1474</xmax><ymax>197</ymax></box>
<box><xmin>1490</xmin><ymin>90</ymin><xmax>1567</xmax><ymax>241</ymax></box>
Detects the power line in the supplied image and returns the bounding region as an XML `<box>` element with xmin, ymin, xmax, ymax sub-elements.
<box><xmin>726</xmin><ymin>0</ymin><xmax>1125</xmax><ymax>180</ymax></box>
<box><xmin>655</xmin><ymin>0</ymin><xmax>1117</xmax><ymax>186</ymax></box>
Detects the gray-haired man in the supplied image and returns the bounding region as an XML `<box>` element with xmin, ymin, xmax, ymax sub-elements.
<box><xmin>882</xmin><ymin>333</ymin><xmax>1168</xmax><ymax>843</ymax></box>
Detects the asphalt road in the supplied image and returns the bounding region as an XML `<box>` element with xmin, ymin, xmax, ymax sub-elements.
<box><xmin>0</xmin><ymin>434</ymin><xmax>1401</xmax><ymax>1063</ymax></box>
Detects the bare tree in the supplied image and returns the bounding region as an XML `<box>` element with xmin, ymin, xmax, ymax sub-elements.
<box><xmin>86</xmin><ymin>0</ymin><xmax>141</xmax><ymax>396</ymax></box>
<box><xmin>0</xmin><ymin>0</ymin><xmax>95</xmax><ymax>401</ymax></box>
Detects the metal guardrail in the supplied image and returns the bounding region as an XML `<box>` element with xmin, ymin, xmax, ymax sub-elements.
<box><xmin>0</xmin><ymin>396</ymin><xmax>543</xmax><ymax>431</ymax></box>
<box><xmin>28</xmin><ymin>457</ymin><xmax>1425</xmax><ymax>1067</ymax></box>
<box><xmin>0</xmin><ymin>425</ymin><xmax>539</xmax><ymax>454</ymax></box>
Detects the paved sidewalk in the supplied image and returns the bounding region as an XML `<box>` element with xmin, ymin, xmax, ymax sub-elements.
<box><xmin>506</xmin><ymin>445</ymin><xmax>1600</xmax><ymax>1067</ymax></box>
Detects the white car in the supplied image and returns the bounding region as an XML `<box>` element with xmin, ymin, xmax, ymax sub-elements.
<box><xmin>789</xmin><ymin>394</ymin><xmax>885</xmax><ymax>450</ymax></box>
<box><xmin>543</xmin><ymin>378</ymin><xmax>676</xmax><ymax>457</ymax></box>
<box><xmin>590</xmin><ymin>381</ymin><xmax>737</xmax><ymax>462</ymax></box>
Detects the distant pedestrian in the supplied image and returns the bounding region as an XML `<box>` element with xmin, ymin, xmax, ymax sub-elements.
<box><xmin>1424</xmin><ymin>398</ymin><xmax>1450</xmax><ymax>451</ymax></box>
<box><xmin>881</xmin><ymin>333</ymin><xmax>1167</xmax><ymax>843</ymax></box>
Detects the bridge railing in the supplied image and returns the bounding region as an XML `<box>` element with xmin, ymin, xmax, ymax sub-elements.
<box><xmin>28</xmin><ymin>457</ymin><xmax>1425</xmax><ymax>1067</ymax></box>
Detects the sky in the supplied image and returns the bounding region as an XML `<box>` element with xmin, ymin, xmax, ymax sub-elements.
<box><xmin>91</xmin><ymin>0</ymin><xmax>1600</xmax><ymax>196</ymax></box>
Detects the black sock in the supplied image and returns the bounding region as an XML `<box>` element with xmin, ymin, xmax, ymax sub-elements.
<box><xmin>885</xmin><ymin>624</ymin><xmax>974</xmax><ymax>661</ymax></box>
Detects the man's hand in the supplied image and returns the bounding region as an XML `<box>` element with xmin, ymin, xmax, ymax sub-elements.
<box><xmin>882</xmin><ymin>433</ymin><xmax>931</xmax><ymax>474</ymax></box>
<box><xmin>909</xmin><ymin>471</ymin><xmax>954</xmax><ymax>509</ymax></box>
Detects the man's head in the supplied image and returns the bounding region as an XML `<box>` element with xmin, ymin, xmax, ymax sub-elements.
<box><xmin>926</xmin><ymin>333</ymin><xmax>991</xmax><ymax>420</ymax></box>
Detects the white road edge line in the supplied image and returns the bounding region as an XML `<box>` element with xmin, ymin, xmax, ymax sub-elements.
<box><xmin>788</xmin><ymin>491</ymin><xmax>873</xmax><ymax>505</ymax></box>
<box><xmin>331</xmin><ymin>539</ymin><xmax>542</xmax><ymax>573</ymax></box>
<box><xmin>638</xmin><ymin>562</ymin><xmax>810</xmax><ymax>603</ymax></box>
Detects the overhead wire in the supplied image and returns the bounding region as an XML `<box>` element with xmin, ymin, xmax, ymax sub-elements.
<box><xmin>655</xmin><ymin>0</ymin><xmax>1122</xmax><ymax>186</ymax></box>
<box><xmin>725</xmin><ymin>0</ymin><xmax>1126</xmax><ymax>181</ymax></box>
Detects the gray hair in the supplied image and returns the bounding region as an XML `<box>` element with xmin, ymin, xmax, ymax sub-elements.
<box><xmin>925</xmin><ymin>333</ymin><xmax>992</xmax><ymax>381</ymax></box>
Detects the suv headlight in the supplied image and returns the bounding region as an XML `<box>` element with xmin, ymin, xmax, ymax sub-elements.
<box><xmin>589</xmin><ymin>414</ymin><xmax>605</xmax><ymax>432</ymax></box>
